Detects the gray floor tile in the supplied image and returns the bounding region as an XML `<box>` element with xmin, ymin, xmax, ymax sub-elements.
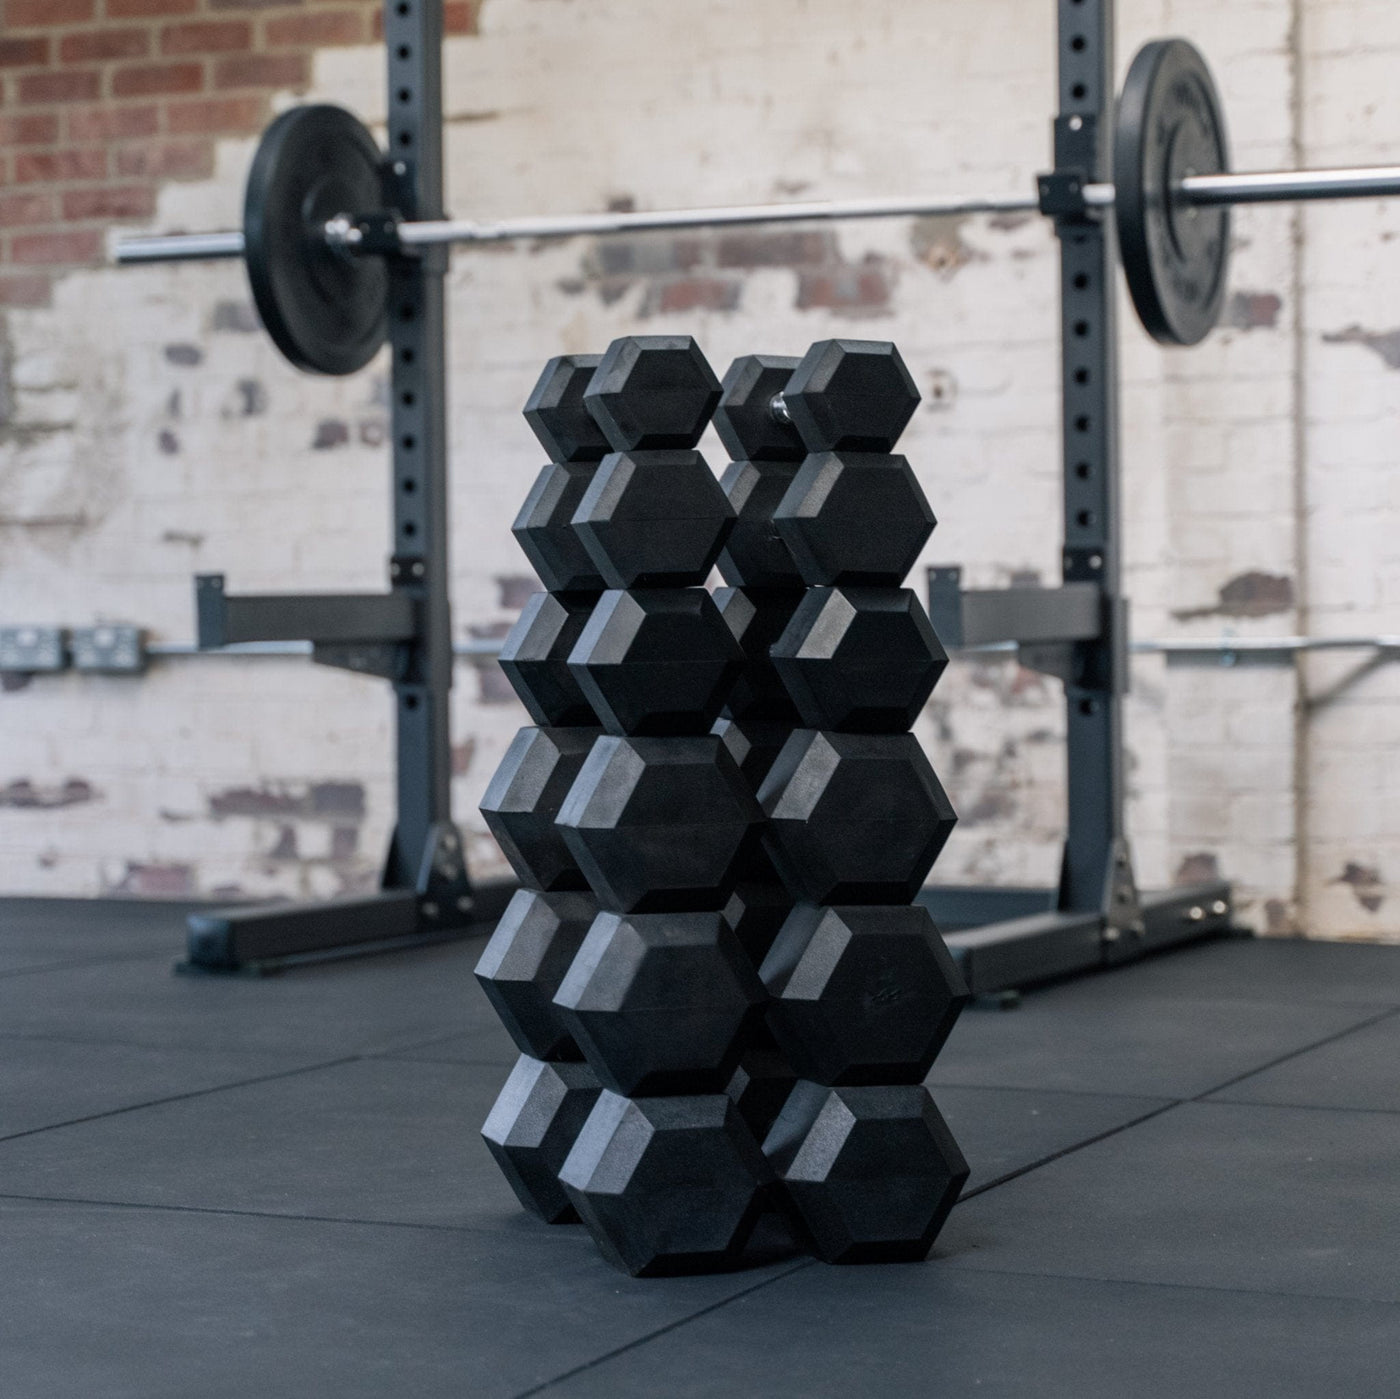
<box><xmin>0</xmin><ymin>1047</ymin><xmax>1169</xmax><ymax>1227</ymax></box>
<box><xmin>0</xmin><ymin>939</ymin><xmax>488</xmax><ymax>1056</ymax></box>
<box><xmin>5</xmin><ymin>899</ymin><xmax>1399</xmax><ymax>1397</ymax></box>
<box><xmin>0</xmin><ymin>897</ymin><xmax>202</xmax><ymax>973</ymax></box>
<box><xmin>940</xmin><ymin>1100</ymin><xmax>1400</xmax><ymax>1302</ymax></box>
<box><xmin>0</xmin><ymin>1197</ymin><xmax>796</xmax><ymax>1399</ymax></box>
<box><xmin>0</xmin><ymin>1034</ymin><xmax>335</xmax><ymax>1139</ymax></box>
<box><xmin>538</xmin><ymin>1260</ymin><xmax>1400</xmax><ymax>1399</ymax></box>
<box><xmin>934</xmin><ymin>1083</ymin><xmax>1169</xmax><ymax>1192</ymax></box>
<box><xmin>377</xmin><ymin>980</ymin><xmax>519</xmax><ymax>1066</ymax></box>
<box><xmin>1208</xmin><ymin>1009</ymin><xmax>1400</xmax><ymax>1113</ymax></box>
<box><xmin>0</xmin><ymin>1056</ymin><xmax>521</xmax><ymax>1229</ymax></box>
<box><xmin>1062</xmin><ymin>934</ymin><xmax>1400</xmax><ymax>1008</ymax></box>
<box><xmin>928</xmin><ymin>991</ymin><xmax>1376</xmax><ymax>1098</ymax></box>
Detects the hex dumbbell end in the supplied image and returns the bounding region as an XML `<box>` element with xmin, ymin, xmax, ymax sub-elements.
<box><xmin>780</xmin><ymin>339</ymin><xmax>921</xmax><ymax>453</ymax></box>
<box><xmin>560</xmin><ymin>1090</ymin><xmax>772</xmax><ymax>1276</ymax></box>
<box><xmin>583</xmin><ymin>336</ymin><xmax>722</xmax><ymax>451</ymax></box>
<box><xmin>481</xmin><ymin>1055</ymin><xmax>602</xmax><ymax>1223</ymax></box>
<box><xmin>764</xmin><ymin>1082</ymin><xmax>968</xmax><ymax>1264</ymax></box>
<box><xmin>523</xmin><ymin>353</ymin><xmax>610</xmax><ymax>463</ymax></box>
<box><xmin>713</xmin><ymin>354</ymin><xmax>805</xmax><ymax>462</ymax></box>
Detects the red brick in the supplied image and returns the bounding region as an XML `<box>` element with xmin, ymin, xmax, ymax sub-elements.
<box><xmin>62</xmin><ymin>183</ymin><xmax>157</xmax><ymax>221</ymax></box>
<box><xmin>0</xmin><ymin>191</ymin><xmax>56</xmax><ymax>226</ymax></box>
<box><xmin>796</xmin><ymin>259</ymin><xmax>895</xmax><ymax>314</ymax></box>
<box><xmin>0</xmin><ymin>37</ymin><xmax>49</xmax><ymax>68</ymax></box>
<box><xmin>264</xmin><ymin>10</ymin><xmax>365</xmax><ymax>46</ymax></box>
<box><xmin>0</xmin><ymin>113</ymin><xmax>60</xmax><ymax>145</ymax></box>
<box><xmin>115</xmin><ymin>138</ymin><xmax>212</xmax><ymax>179</ymax></box>
<box><xmin>105</xmin><ymin>0</ymin><xmax>197</xmax><ymax>16</ymax></box>
<box><xmin>67</xmin><ymin>104</ymin><xmax>160</xmax><ymax>142</ymax></box>
<box><xmin>373</xmin><ymin>0</ymin><xmax>472</xmax><ymax>40</ymax></box>
<box><xmin>213</xmin><ymin>52</ymin><xmax>307</xmax><ymax>90</ymax></box>
<box><xmin>161</xmin><ymin>20</ymin><xmax>252</xmax><ymax>55</ymax></box>
<box><xmin>717</xmin><ymin>231</ymin><xmax>832</xmax><ymax>269</ymax></box>
<box><xmin>165</xmin><ymin>94</ymin><xmax>264</xmax><ymax>134</ymax></box>
<box><xmin>14</xmin><ymin>149</ymin><xmax>107</xmax><ymax>183</ymax></box>
<box><xmin>444</xmin><ymin>1</ymin><xmax>477</xmax><ymax>35</ymax></box>
<box><xmin>657</xmin><ymin>278</ymin><xmax>742</xmax><ymax>314</ymax></box>
<box><xmin>8</xmin><ymin>0</ymin><xmax>93</xmax><ymax>22</ymax></box>
<box><xmin>112</xmin><ymin>62</ymin><xmax>204</xmax><ymax>98</ymax></box>
<box><xmin>0</xmin><ymin>272</ymin><xmax>53</xmax><ymax>308</ymax></box>
<box><xmin>59</xmin><ymin>29</ymin><xmax>151</xmax><ymax>63</ymax></box>
<box><xmin>17</xmin><ymin>71</ymin><xmax>101</xmax><ymax>105</ymax></box>
<box><xmin>10</xmin><ymin>228</ymin><xmax>104</xmax><ymax>265</ymax></box>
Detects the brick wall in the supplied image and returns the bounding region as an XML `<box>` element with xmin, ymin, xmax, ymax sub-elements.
<box><xmin>0</xmin><ymin>0</ymin><xmax>475</xmax><ymax>309</ymax></box>
<box><xmin>1</xmin><ymin>0</ymin><xmax>1397</xmax><ymax>940</ymax></box>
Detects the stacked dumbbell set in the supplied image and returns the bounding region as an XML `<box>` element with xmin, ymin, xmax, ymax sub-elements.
<box><xmin>477</xmin><ymin>335</ymin><xmax>970</xmax><ymax>1275</ymax></box>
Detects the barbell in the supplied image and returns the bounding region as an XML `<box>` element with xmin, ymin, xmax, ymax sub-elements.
<box><xmin>114</xmin><ymin>39</ymin><xmax>1400</xmax><ymax>373</ymax></box>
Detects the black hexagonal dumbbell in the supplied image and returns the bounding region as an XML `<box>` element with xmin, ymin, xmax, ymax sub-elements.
<box><xmin>759</xmin><ymin>904</ymin><xmax>968</xmax><ymax>1085</ymax></box>
<box><xmin>713</xmin><ymin>353</ymin><xmax>806</xmax><ymax>464</ymax></box>
<box><xmin>567</xmin><ymin>587</ymin><xmax>743</xmax><ymax>736</ymax></box>
<box><xmin>776</xmin><ymin>339</ymin><xmax>920</xmax><ymax>454</ymax></box>
<box><xmin>481</xmin><ymin>1054</ymin><xmax>603</xmax><ymax>1224</ymax></box>
<box><xmin>715</xmin><ymin>458</ymin><xmax>805</xmax><ymax>591</ymax></box>
<box><xmin>474</xmin><ymin>887</ymin><xmax>596</xmax><ymax>1060</ymax></box>
<box><xmin>725</xmin><ymin>1028</ymin><xmax>800</xmax><ymax>1142</ymax></box>
<box><xmin>478</xmin><ymin>725</ymin><xmax>599</xmax><ymax>892</ymax></box>
<box><xmin>497</xmin><ymin>591</ymin><xmax>598</xmax><ymax>728</ymax></box>
<box><xmin>764</xmin><ymin>1081</ymin><xmax>968</xmax><ymax>1264</ymax></box>
<box><xmin>572</xmin><ymin>337</ymin><xmax>734</xmax><ymax>589</ymax></box>
<box><xmin>524</xmin><ymin>352</ymin><xmax>611</xmax><ymax>464</ymax></box>
<box><xmin>771</xmin><ymin>586</ymin><xmax>948</xmax><ymax>732</ymax></box>
<box><xmin>584</xmin><ymin>335</ymin><xmax>721</xmax><ymax>451</ymax></box>
<box><xmin>713</xmin><ymin>355</ymin><xmax>806</xmax><ymax>592</ymax></box>
<box><xmin>712</xmin><ymin>716</ymin><xmax>794</xmax><ymax>790</ymax></box>
<box><xmin>514</xmin><ymin>354</ymin><xmax>610</xmax><ymax>595</ymax></box>
<box><xmin>559</xmin><ymin>1089</ymin><xmax>772</xmax><ymax>1276</ymax></box>
<box><xmin>571</xmin><ymin>449</ymin><xmax>735</xmax><ymax>589</ymax></box>
<box><xmin>721</xmin><ymin>844</ymin><xmax>795</xmax><ymax>967</ymax></box>
<box><xmin>758</xmin><ymin>730</ymin><xmax>956</xmax><ymax>904</ymax></box>
<box><xmin>713</xmin><ymin>586</ymin><xmax>801</xmax><ymax>723</ymax></box>
<box><xmin>551</xmin><ymin>909</ymin><xmax>764</xmax><ymax>1096</ymax></box>
<box><xmin>513</xmin><ymin>466</ymin><xmax>608</xmax><ymax>597</ymax></box>
<box><xmin>556</xmin><ymin>733</ymin><xmax>761</xmax><ymax>912</ymax></box>
<box><xmin>773</xmin><ymin>453</ymin><xmax>935</xmax><ymax>587</ymax></box>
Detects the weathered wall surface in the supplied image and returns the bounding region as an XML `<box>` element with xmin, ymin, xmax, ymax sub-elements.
<box><xmin>1</xmin><ymin>0</ymin><xmax>1396</xmax><ymax>940</ymax></box>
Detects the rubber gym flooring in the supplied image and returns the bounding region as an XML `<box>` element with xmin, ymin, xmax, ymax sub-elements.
<box><xmin>2</xmin><ymin>897</ymin><xmax>1398</xmax><ymax>1397</ymax></box>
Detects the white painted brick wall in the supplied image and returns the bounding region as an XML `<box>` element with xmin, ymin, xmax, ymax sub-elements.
<box><xmin>1</xmin><ymin>0</ymin><xmax>1397</xmax><ymax>941</ymax></box>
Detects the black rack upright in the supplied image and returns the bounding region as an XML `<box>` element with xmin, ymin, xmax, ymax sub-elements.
<box><xmin>923</xmin><ymin>0</ymin><xmax>1235</xmax><ymax>993</ymax></box>
<box><xmin>184</xmin><ymin>0</ymin><xmax>510</xmax><ymax>973</ymax></box>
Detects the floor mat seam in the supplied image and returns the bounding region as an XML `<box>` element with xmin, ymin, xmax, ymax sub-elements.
<box><xmin>510</xmin><ymin>1261</ymin><xmax>815</xmax><ymax>1399</ymax></box>
<box><xmin>0</xmin><ymin>1053</ymin><xmax>366</xmax><ymax>1146</ymax></box>
<box><xmin>1185</xmin><ymin>1005</ymin><xmax>1400</xmax><ymax>1102</ymax></box>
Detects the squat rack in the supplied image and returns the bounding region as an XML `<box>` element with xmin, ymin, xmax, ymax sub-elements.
<box><xmin>924</xmin><ymin>0</ymin><xmax>1231</xmax><ymax>993</ymax></box>
<box><xmin>180</xmin><ymin>0</ymin><xmax>515</xmax><ymax>972</ymax></box>
<box><xmin>111</xmin><ymin>0</ymin><xmax>1399</xmax><ymax>981</ymax></box>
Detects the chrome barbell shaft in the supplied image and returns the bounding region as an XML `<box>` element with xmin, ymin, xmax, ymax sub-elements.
<box><xmin>111</xmin><ymin>162</ymin><xmax>1400</xmax><ymax>266</ymax></box>
<box><xmin>116</xmin><ymin>230</ymin><xmax>246</xmax><ymax>263</ymax></box>
<box><xmin>1179</xmin><ymin>165</ymin><xmax>1400</xmax><ymax>206</ymax></box>
<box><xmin>393</xmin><ymin>190</ymin><xmax>1042</xmax><ymax>247</ymax></box>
